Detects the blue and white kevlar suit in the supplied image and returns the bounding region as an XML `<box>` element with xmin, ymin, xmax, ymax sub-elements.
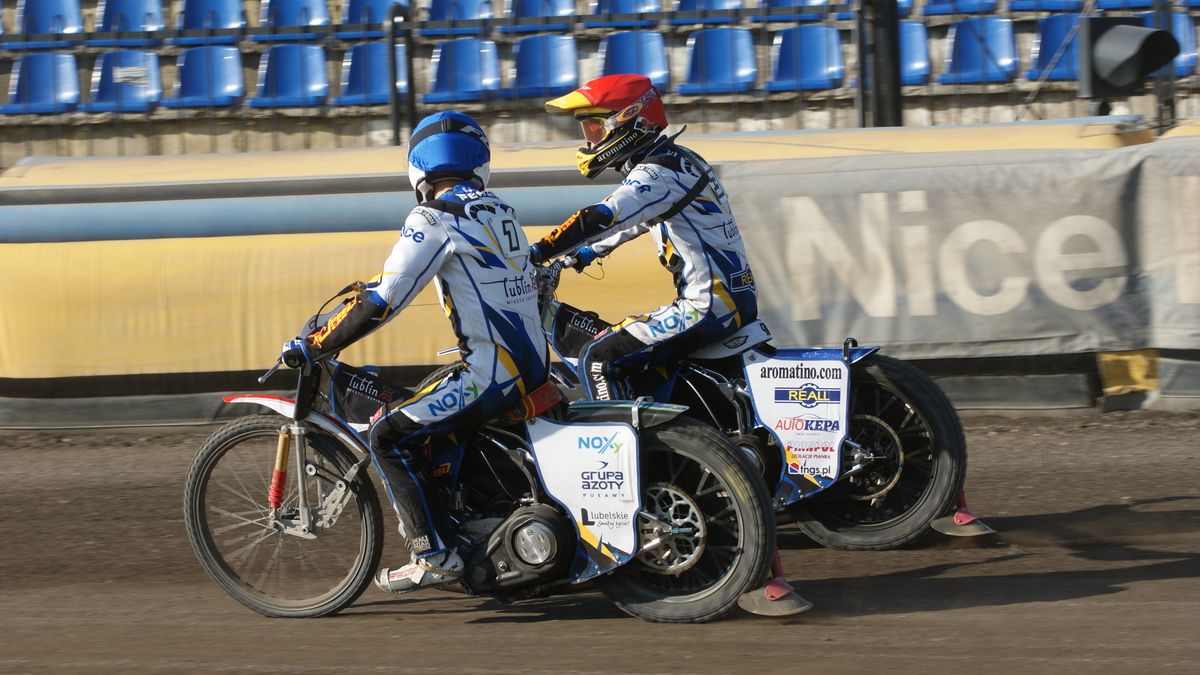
<box><xmin>532</xmin><ymin>138</ymin><xmax>758</xmax><ymax>401</ymax></box>
<box><xmin>305</xmin><ymin>182</ymin><xmax>549</xmax><ymax>555</ymax></box>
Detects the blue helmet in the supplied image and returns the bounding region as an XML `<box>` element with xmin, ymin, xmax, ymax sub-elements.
<box><xmin>407</xmin><ymin>111</ymin><xmax>491</xmax><ymax>202</ymax></box>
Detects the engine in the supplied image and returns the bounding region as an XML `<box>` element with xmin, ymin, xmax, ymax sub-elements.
<box><xmin>464</xmin><ymin>503</ymin><xmax>575</xmax><ymax>594</ymax></box>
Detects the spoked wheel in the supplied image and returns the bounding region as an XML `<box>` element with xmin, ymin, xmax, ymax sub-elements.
<box><xmin>597</xmin><ymin>419</ymin><xmax>774</xmax><ymax>624</ymax></box>
<box><xmin>184</xmin><ymin>416</ymin><xmax>384</xmax><ymax>617</ymax></box>
<box><xmin>791</xmin><ymin>355</ymin><xmax>966</xmax><ymax>550</ymax></box>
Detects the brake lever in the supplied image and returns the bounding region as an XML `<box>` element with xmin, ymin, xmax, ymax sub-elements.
<box><xmin>259</xmin><ymin>359</ymin><xmax>283</xmax><ymax>384</ymax></box>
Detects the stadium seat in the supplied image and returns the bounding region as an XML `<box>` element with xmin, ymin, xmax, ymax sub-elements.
<box><xmin>1025</xmin><ymin>13</ymin><xmax>1080</xmax><ymax>81</ymax></box>
<box><xmin>506</xmin><ymin>34</ymin><xmax>578</xmax><ymax>98</ymax></box>
<box><xmin>423</xmin><ymin>38</ymin><xmax>501</xmax><ymax>102</ymax></box>
<box><xmin>253</xmin><ymin>0</ymin><xmax>331</xmax><ymax>41</ymax></box>
<box><xmin>171</xmin><ymin>0</ymin><xmax>246</xmax><ymax>45</ymax></box>
<box><xmin>677</xmin><ymin>27</ymin><xmax>757</xmax><ymax>94</ymax></box>
<box><xmin>499</xmin><ymin>0</ymin><xmax>574</xmax><ymax>33</ymax></box>
<box><xmin>1</xmin><ymin>0</ymin><xmax>84</xmax><ymax>49</ymax></box>
<box><xmin>422</xmin><ymin>0</ymin><xmax>495</xmax><ymax>37</ymax></box>
<box><xmin>922</xmin><ymin>0</ymin><xmax>997</xmax><ymax>15</ymax></box>
<box><xmin>600</xmin><ymin>30</ymin><xmax>670</xmax><ymax>90</ymax></box>
<box><xmin>161</xmin><ymin>46</ymin><xmax>244</xmax><ymax>107</ymax></box>
<box><xmin>583</xmin><ymin>0</ymin><xmax>660</xmax><ymax>29</ymax></box>
<box><xmin>1008</xmin><ymin>0</ymin><xmax>1082</xmax><ymax>10</ymax></box>
<box><xmin>82</xmin><ymin>51</ymin><xmax>162</xmax><ymax>112</ymax></box>
<box><xmin>1142</xmin><ymin>12</ymin><xmax>1198</xmax><ymax>77</ymax></box>
<box><xmin>336</xmin><ymin>0</ymin><xmax>410</xmax><ymax>38</ymax></box>
<box><xmin>87</xmin><ymin>0</ymin><xmax>165</xmax><ymax>47</ymax></box>
<box><xmin>0</xmin><ymin>52</ymin><xmax>79</xmax><ymax>114</ymax></box>
<box><xmin>1095</xmin><ymin>0</ymin><xmax>1152</xmax><ymax>8</ymax></box>
<box><xmin>333</xmin><ymin>42</ymin><xmax>408</xmax><ymax>105</ymax></box>
<box><xmin>938</xmin><ymin>17</ymin><xmax>1017</xmax><ymax>84</ymax></box>
<box><xmin>765</xmin><ymin>25</ymin><xmax>843</xmax><ymax>91</ymax></box>
<box><xmin>900</xmin><ymin>20</ymin><xmax>931</xmax><ymax>85</ymax></box>
<box><xmin>250</xmin><ymin>44</ymin><xmax>331</xmax><ymax>107</ymax></box>
<box><xmin>749</xmin><ymin>0</ymin><xmax>853</xmax><ymax>23</ymax></box>
<box><xmin>669</xmin><ymin>0</ymin><xmax>743</xmax><ymax>26</ymax></box>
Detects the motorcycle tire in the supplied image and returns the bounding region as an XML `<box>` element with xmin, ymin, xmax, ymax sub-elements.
<box><xmin>184</xmin><ymin>415</ymin><xmax>384</xmax><ymax>617</ymax></box>
<box><xmin>597</xmin><ymin>418</ymin><xmax>775</xmax><ymax>623</ymax></box>
<box><xmin>790</xmin><ymin>355</ymin><xmax>966</xmax><ymax>551</ymax></box>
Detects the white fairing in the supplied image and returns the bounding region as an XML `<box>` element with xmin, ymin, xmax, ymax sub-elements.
<box><xmin>526</xmin><ymin>417</ymin><xmax>641</xmax><ymax>563</ymax></box>
<box><xmin>223</xmin><ymin>395</ymin><xmax>370</xmax><ymax>453</ymax></box>
<box><xmin>689</xmin><ymin>320</ymin><xmax>772</xmax><ymax>359</ymax></box>
<box><xmin>742</xmin><ymin>352</ymin><xmax>850</xmax><ymax>485</ymax></box>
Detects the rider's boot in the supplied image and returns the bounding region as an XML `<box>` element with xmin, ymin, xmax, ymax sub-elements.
<box><xmin>375</xmin><ymin>549</ymin><xmax>465</xmax><ymax>593</ymax></box>
<box><xmin>736</xmin><ymin>549</ymin><xmax>813</xmax><ymax>617</ymax></box>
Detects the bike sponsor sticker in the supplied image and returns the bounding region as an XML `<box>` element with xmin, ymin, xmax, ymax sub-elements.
<box><xmin>744</xmin><ymin>353</ymin><xmax>850</xmax><ymax>494</ymax></box>
<box><xmin>527</xmin><ymin>418</ymin><xmax>640</xmax><ymax>568</ymax></box>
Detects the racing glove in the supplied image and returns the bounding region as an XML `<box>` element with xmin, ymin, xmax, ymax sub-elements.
<box><xmin>280</xmin><ymin>338</ymin><xmax>313</xmax><ymax>369</ymax></box>
<box><xmin>571</xmin><ymin>245</ymin><xmax>598</xmax><ymax>272</ymax></box>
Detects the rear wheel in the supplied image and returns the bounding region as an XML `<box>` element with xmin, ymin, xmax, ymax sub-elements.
<box><xmin>184</xmin><ymin>416</ymin><xmax>384</xmax><ymax>617</ymax></box>
<box><xmin>597</xmin><ymin>419</ymin><xmax>774</xmax><ymax>623</ymax></box>
<box><xmin>790</xmin><ymin>355</ymin><xmax>966</xmax><ymax>550</ymax></box>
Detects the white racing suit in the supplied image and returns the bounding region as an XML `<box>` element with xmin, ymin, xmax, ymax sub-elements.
<box><xmin>534</xmin><ymin>138</ymin><xmax>758</xmax><ymax>400</ymax></box>
<box><xmin>303</xmin><ymin>181</ymin><xmax>549</xmax><ymax>556</ymax></box>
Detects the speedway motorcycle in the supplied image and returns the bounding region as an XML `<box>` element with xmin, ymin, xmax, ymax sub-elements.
<box><xmin>536</xmin><ymin>259</ymin><xmax>987</xmax><ymax>551</ymax></box>
<box><xmin>183</xmin><ymin>296</ymin><xmax>774</xmax><ymax>623</ymax></box>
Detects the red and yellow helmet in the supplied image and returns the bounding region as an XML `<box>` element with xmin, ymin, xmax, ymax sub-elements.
<box><xmin>545</xmin><ymin>74</ymin><xmax>668</xmax><ymax>179</ymax></box>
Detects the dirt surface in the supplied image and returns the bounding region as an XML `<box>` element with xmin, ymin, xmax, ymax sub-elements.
<box><xmin>2</xmin><ymin>410</ymin><xmax>1199</xmax><ymax>674</ymax></box>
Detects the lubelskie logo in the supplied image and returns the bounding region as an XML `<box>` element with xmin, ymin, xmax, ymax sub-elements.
<box><xmin>774</xmin><ymin>384</ymin><xmax>841</xmax><ymax>408</ymax></box>
<box><xmin>578</xmin><ymin>433</ymin><xmax>623</xmax><ymax>454</ymax></box>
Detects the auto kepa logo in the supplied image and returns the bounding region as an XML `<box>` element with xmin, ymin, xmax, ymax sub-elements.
<box><xmin>578</xmin><ymin>432</ymin><xmax>623</xmax><ymax>454</ymax></box>
<box><xmin>774</xmin><ymin>416</ymin><xmax>840</xmax><ymax>432</ymax></box>
<box><xmin>774</xmin><ymin>384</ymin><xmax>841</xmax><ymax>407</ymax></box>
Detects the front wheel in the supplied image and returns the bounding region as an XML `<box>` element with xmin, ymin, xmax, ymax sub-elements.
<box><xmin>790</xmin><ymin>355</ymin><xmax>967</xmax><ymax>551</ymax></box>
<box><xmin>597</xmin><ymin>419</ymin><xmax>775</xmax><ymax>623</ymax></box>
<box><xmin>183</xmin><ymin>416</ymin><xmax>384</xmax><ymax>617</ymax></box>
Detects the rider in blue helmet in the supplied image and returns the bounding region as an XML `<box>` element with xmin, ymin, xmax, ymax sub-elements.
<box><xmin>282</xmin><ymin>111</ymin><xmax>550</xmax><ymax>594</ymax></box>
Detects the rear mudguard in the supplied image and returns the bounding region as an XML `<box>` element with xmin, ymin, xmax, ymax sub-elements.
<box><xmin>566</xmin><ymin>399</ymin><xmax>689</xmax><ymax>430</ymax></box>
<box><xmin>223</xmin><ymin>394</ymin><xmax>370</xmax><ymax>455</ymax></box>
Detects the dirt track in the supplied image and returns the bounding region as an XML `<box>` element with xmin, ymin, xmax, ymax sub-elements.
<box><xmin>2</xmin><ymin>410</ymin><xmax>1199</xmax><ymax>674</ymax></box>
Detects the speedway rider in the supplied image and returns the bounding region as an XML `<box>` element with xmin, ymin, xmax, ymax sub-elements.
<box><xmin>528</xmin><ymin>74</ymin><xmax>811</xmax><ymax>616</ymax></box>
<box><xmin>282</xmin><ymin>111</ymin><xmax>550</xmax><ymax>594</ymax></box>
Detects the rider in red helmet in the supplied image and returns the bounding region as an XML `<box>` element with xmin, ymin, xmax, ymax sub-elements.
<box><xmin>529</xmin><ymin>74</ymin><xmax>811</xmax><ymax>616</ymax></box>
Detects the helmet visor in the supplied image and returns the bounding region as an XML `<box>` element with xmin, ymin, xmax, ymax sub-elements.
<box><xmin>579</xmin><ymin>117</ymin><xmax>608</xmax><ymax>147</ymax></box>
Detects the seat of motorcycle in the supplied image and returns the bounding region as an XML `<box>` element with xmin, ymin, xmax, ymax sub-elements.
<box><xmin>688</xmin><ymin>320</ymin><xmax>773</xmax><ymax>361</ymax></box>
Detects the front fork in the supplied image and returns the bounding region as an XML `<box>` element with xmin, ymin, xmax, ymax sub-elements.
<box><xmin>268</xmin><ymin>423</ymin><xmax>315</xmax><ymax>536</ymax></box>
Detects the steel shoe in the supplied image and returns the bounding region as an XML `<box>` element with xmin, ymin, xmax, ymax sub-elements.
<box><xmin>375</xmin><ymin>549</ymin><xmax>464</xmax><ymax>594</ymax></box>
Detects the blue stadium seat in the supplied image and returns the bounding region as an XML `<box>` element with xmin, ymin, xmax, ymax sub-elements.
<box><xmin>506</xmin><ymin>34</ymin><xmax>577</xmax><ymax>98</ymax></box>
<box><xmin>336</xmin><ymin>0</ymin><xmax>409</xmax><ymax>38</ymax></box>
<box><xmin>766</xmin><ymin>25</ymin><xmax>843</xmax><ymax>91</ymax></box>
<box><xmin>1</xmin><ymin>0</ymin><xmax>84</xmax><ymax>49</ymax></box>
<box><xmin>82</xmin><ymin>51</ymin><xmax>162</xmax><ymax>112</ymax></box>
<box><xmin>1142</xmin><ymin>12</ymin><xmax>1198</xmax><ymax>77</ymax></box>
<box><xmin>171</xmin><ymin>0</ymin><xmax>246</xmax><ymax>44</ymax></box>
<box><xmin>422</xmin><ymin>0</ymin><xmax>494</xmax><ymax>37</ymax></box>
<box><xmin>750</xmin><ymin>0</ymin><xmax>853</xmax><ymax>23</ymax></box>
<box><xmin>333</xmin><ymin>42</ymin><xmax>408</xmax><ymax>105</ymax></box>
<box><xmin>1095</xmin><ymin>0</ymin><xmax>1151</xmax><ymax>8</ymax></box>
<box><xmin>253</xmin><ymin>0</ymin><xmax>331</xmax><ymax>41</ymax></box>
<box><xmin>938</xmin><ymin>17</ymin><xmax>1017</xmax><ymax>84</ymax></box>
<box><xmin>499</xmin><ymin>0</ymin><xmax>574</xmax><ymax>33</ymax></box>
<box><xmin>0</xmin><ymin>52</ymin><xmax>79</xmax><ymax>114</ymax></box>
<box><xmin>423</xmin><ymin>38</ymin><xmax>501</xmax><ymax>102</ymax></box>
<box><xmin>161</xmin><ymin>46</ymin><xmax>244</xmax><ymax>107</ymax></box>
<box><xmin>1008</xmin><ymin>0</ymin><xmax>1082</xmax><ymax>10</ymax></box>
<box><xmin>677</xmin><ymin>27</ymin><xmax>757</xmax><ymax>94</ymax></box>
<box><xmin>583</xmin><ymin>0</ymin><xmax>660</xmax><ymax>29</ymax></box>
<box><xmin>900</xmin><ymin>19</ymin><xmax>930</xmax><ymax>85</ymax></box>
<box><xmin>250</xmin><ymin>44</ymin><xmax>330</xmax><ymax>107</ymax></box>
<box><xmin>87</xmin><ymin>0</ymin><xmax>165</xmax><ymax>47</ymax></box>
<box><xmin>922</xmin><ymin>0</ymin><xmax>997</xmax><ymax>15</ymax></box>
<box><xmin>1025</xmin><ymin>13</ymin><xmax>1080</xmax><ymax>81</ymax></box>
<box><xmin>600</xmin><ymin>30</ymin><xmax>670</xmax><ymax>90</ymax></box>
<box><xmin>669</xmin><ymin>0</ymin><xmax>743</xmax><ymax>26</ymax></box>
